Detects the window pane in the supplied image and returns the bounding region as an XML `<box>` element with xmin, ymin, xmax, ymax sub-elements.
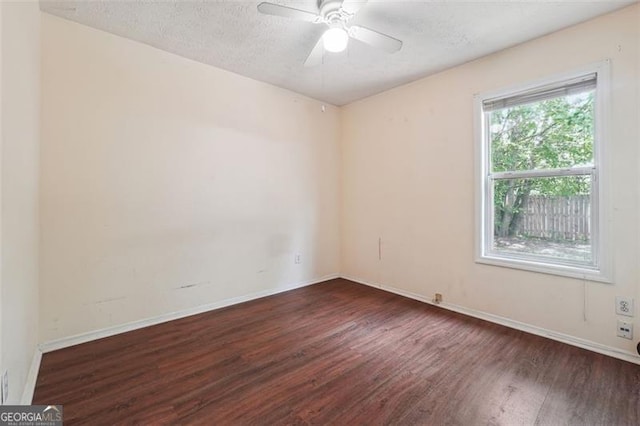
<box><xmin>492</xmin><ymin>175</ymin><xmax>592</xmax><ymax>265</ymax></box>
<box><xmin>489</xmin><ymin>91</ymin><xmax>594</xmax><ymax>173</ymax></box>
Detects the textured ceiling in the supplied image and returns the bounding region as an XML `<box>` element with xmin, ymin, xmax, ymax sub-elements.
<box><xmin>40</xmin><ymin>0</ymin><xmax>635</xmax><ymax>106</ymax></box>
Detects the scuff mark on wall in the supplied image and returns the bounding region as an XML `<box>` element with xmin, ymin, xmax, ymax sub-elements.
<box><xmin>89</xmin><ymin>296</ymin><xmax>127</xmax><ymax>305</ymax></box>
<box><xmin>174</xmin><ymin>281</ymin><xmax>211</xmax><ymax>290</ymax></box>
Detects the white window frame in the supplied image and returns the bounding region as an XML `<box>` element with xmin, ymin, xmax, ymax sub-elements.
<box><xmin>474</xmin><ymin>61</ymin><xmax>612</xmax><ymax>283</ymax></box>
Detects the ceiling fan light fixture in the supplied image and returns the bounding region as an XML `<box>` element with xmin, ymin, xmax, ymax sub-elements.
<box><xmin>322</xmin><ymin>27</ymin><xmax>349</xmax><ymax>53</ymax></box>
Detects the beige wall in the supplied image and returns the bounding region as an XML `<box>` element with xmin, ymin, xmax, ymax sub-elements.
<box><xmin>1</xmin><ymin>0</ymin><xmax>41</xmax><ymax>404</ymax></box>
<box><xmin>341</xmin><ymin>5</ymin><xmax>640</xmax><ymax>355</ymax></box>
<box><xmin>40</xmin><ymin>14</ymin><xmax>341</xmax><ymax>342</ymax></box>
<box><xmin>0</xmin><ymin>0</ymin><xmax>4</xmax><ymax>401</ymax></box>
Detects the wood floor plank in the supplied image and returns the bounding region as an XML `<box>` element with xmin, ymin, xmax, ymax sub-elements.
<box><xmin>534</xmin><ymin>345</ymin><xmax>640</xmax><ymax>425</ymax></box>
<box><xmin>33</xmin><ymin>279</ymin><xmax>640</xmax><ymax>425</ymax></box>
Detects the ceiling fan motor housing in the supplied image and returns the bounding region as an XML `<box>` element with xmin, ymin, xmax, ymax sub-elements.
<box><xmin>319</xmin><ymin>0</ymin><xmax>351</xmax><ymax>25</ymax></box>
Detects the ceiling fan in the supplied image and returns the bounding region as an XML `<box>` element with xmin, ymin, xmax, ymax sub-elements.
<box><xmin>257</xmin><ymin>0</ymin><xmax>403</xmax><ymax>67</ymax></box>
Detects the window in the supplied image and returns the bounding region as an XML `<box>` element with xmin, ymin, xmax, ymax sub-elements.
<box><xmin>475</xmin><ymin>63</ymin><xmax>610</xmax><ymax>282</ymax></box>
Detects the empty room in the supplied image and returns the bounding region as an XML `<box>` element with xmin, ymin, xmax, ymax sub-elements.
<box><xmin>1</xmin><ymin>0</ymin><xmax>639</xmax><ymax>424</ymax></box>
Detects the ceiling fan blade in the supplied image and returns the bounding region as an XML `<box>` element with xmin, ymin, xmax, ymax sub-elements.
<box><xmin>257</xmin><ymin>2</ymin><xmax>320</xmax><ymax>23</ymax></box>
<box><xmin>348</xmin><ymin>25</ymin><xmax>402</xmax><ymax>53</ymax></box>
<box><xmin>340</xmin><ymin>0</ymin><xmax>368</xmax><ymax>15</ymax></box>
<box><xmin>304</xmin><ymin>36</ymin><xmax>325</xmax><ymax>67</ymax></box>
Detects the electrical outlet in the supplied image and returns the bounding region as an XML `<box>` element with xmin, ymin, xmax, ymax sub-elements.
<box><xmin>2</xmin><ymin>370</ymin><xmax>7</xmax><ymax>404</ymax></box>
<box><xmin>294</xmin><ymin>254</ymin><xmax>301</xmax><ymax>264</ymax></box>
<box><xmin>617</xmin><ymin>320</ymin><xmax>633</xmax><ymax>339</ymax></box>
<box><xmin>615</xmin><ymin>296</ymin><xmax>634</xmax><ymax>317</ymax></box>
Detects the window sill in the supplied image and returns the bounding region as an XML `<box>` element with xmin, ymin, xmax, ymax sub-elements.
<box><xmin>476</xmin><ymin>255</ymin><xmax>612</xmax><ymax>284</ymax></box>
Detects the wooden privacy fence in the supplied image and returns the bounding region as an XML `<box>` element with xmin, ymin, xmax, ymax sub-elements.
<box><xmin>515</xmin><ymin>195</ymin><xmax>590</xmax><ymax>241</ymax></box>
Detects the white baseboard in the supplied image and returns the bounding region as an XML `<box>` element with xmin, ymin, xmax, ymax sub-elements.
<box><xmin>20</xmin><ymin>348</ymin><xmax>42</xmax><ymax>405</ymax></box>
<box><xmin>39</xmin><ymin>273</ymin><xmax>340</xmax><ymax>353</ymax></box>
<box><xmin>341</xmin><ymin>274</ymin><xmax>640</xmax><ymax>366</ymax></box>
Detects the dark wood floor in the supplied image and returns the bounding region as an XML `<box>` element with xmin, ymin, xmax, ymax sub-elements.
<box><xmin>34</xmin><ymin>279</ymin><xmax>640</xmax><ymax>425</ymax></box>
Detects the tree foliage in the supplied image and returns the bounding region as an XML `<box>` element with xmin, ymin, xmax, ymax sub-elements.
<box><xmin>490</xmin><ymin>93</ymin><xmax>594</xmax><ymax>238</ymax></box>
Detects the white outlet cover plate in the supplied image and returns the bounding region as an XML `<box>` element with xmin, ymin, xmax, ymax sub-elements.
<box><xmin>617</xmin><ymin>320</ymin><xmax>633</xmax><ymax>340</ymax></box>
<box><xmin>615</xmin><ymin>296</ymin><xmax>634</xmax><ymax>317</ymax></box>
